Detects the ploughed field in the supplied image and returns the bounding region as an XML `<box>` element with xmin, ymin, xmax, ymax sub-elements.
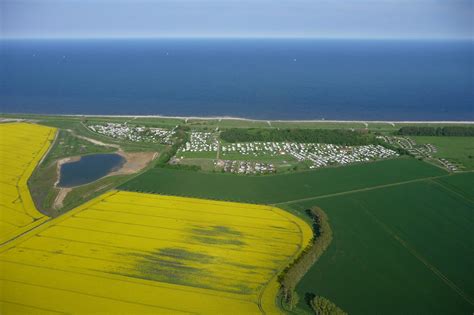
<box><xmin>0</xmin><ymin>191</ymin><xmax>311</xmax><ymax>314</ymax></box>
<box><xmin>0</xmin><ymin>123</ymin><xmax>56</xmax><ymax>244</ymax></box>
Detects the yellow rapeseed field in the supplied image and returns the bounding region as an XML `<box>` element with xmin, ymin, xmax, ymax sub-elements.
<box><xmin>0</xmin><ymin>190</ymin><xmax>312</xmax><ymax>314</ymax></box>
<box><xmin>0</xmin><ymin>122</ymin><xmax>56</xmax><ymax>244</ymax></box>
<box><xmin>0</xmin><ymin>122</ymin><xmax>312</xmax><ymax>314</ymax></box>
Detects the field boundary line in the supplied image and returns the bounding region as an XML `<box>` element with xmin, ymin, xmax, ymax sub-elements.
<box><xmin>272</xmin><ymin>174</ymin><xmax>452</xmax><ymax>206</ymax></box>
<box><xmin>0</xmin><ymin>191</ymin><xmax>117</xmax><ymax>253</ymax></box>
<box><xmin>0</xmin><ymin>217</ymin><xmax>50</xmax><ymax>249</ymax></box>
<box><xmin>257</xmin><ymin>206</ymin><xmax>313</xmax><ymax>314</ymax></box>
<box><xmin>359</xmin><ymin>202</ymin><xmax>474</xmax><ymax>307</ymax></box>
<box><xmin>430</xmin><ymin>179</ymin><xmax>474</xmax><ymax>205</ymax></box>
<box><xmin>0</xmin><ymin>300</ymin><xmax>67</xmax><ymax>314</ymax></box>
<box><xmin>37</xmin><ymin>127</ymin><xmax>59</xmax><ymax>167</ymax></box>
<box><xmin>117</xmin><ymin>190</ymin><xmax>275</xmax><ymax>211</ymax></box>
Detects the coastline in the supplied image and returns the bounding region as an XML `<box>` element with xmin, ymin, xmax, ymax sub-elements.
<box><xmin>2</xmin><ymin>113</ymin><xmax>473</xmax><ymax>124</ymax></box>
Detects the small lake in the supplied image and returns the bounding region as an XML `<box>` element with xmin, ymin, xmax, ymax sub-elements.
<box><xmin>58</xmin><ymin>153</ymin><xmax>125</xmax><ymax>187</ymax></box>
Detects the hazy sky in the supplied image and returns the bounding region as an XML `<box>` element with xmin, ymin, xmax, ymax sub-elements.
<box><xmin>1</xmin><ymin>0</ymin><xmax>473</xmax><ymax>39</ymax></box>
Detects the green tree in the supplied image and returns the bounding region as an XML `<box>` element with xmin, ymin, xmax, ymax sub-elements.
<box><xmin>310</xmin><ymin>296</ymin><xmax>347</xmax><ymax>315</ymax></box>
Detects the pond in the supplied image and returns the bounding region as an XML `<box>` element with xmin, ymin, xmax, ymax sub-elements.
<box><xmin>58</xmin><ymin>153</ymin><xmax>125</xmax><ymax>187</ymax></box>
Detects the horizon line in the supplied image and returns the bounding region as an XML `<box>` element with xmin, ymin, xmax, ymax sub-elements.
<box><xmin>1</xmin><ymin>35</ymin><xmax>473</xmax><ymax>41</ymax></box>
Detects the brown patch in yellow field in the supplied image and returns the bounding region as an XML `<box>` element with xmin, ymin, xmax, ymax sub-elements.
<box><xmin>0</xmin><ymin>191</ymin><xmax>312</xmax><ymax>314</ymax></box>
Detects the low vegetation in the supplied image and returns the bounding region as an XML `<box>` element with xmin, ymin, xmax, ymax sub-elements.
<box><xmin>41</xmin><ymin>130</ymin><xmax>115</xmax><ymax>166</ymax></box>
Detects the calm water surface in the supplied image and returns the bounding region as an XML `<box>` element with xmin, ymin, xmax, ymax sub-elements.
<box><xmin>1</xmin><ymin>39</ymin><xmax>472</xmax><ymax>120</ymax></box>
<box><xmin>58</xmin><ymin>153</ymin><xmax>125</xmax><ymax>187</ymax></box>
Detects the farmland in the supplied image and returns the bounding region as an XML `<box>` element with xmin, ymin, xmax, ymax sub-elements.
<box><xmin>412</xmin><ymin>136</ymin><xmax>474</xmax><ymax>170</ymax></box>
<box><xmin>0</xmin><ymin>123</ymin><xmax>56</xmax><ymax>244</ymax></box>
<box><xmin>1</xmin><ymin>116</ymin><xmax>473</xmax><ymax>314</ymax></box>
<box><xmin>0</xmin><ymin>191</ymin><xmax>312</xmax><ymax>314</ymax></box>
<box><xmin>120</xmin><ymin>158</ymin><xmax>447</xmax><ymax>204</ymax></box>
<box><xmin>286</xmin><ymin>173</ymin><xmax>474</xmax><ymax>314</ymax></box>
<box><xmin>119</xmin><ymin>154</ymin><xmax>474</xmax><ymax>314</ymax></box>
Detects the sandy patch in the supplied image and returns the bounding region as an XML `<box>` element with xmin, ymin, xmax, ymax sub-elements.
<box><xmin>108</xmin><ymin>151</ymin><xmax>157</xmax><ymax>176</ymax></box>
<box><xmin>53</xmin><ymin>187</ymin><xmax>72</xmax><ymax>210</ymax></box>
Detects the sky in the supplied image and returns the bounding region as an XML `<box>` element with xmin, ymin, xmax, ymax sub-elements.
<box><xmin>1</xmin><ymin>0</ymin><xmax>473</xmax><ymax>39</ymax></box>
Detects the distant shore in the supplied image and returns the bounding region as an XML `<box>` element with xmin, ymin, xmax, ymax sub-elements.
<box><xmin>2</xmin><ymin>113</ymin><xmax>473</xmax><ymax>124</ymax></box>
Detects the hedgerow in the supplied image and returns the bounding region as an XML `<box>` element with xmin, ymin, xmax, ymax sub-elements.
<box><xmin>278</xmin><ymin>207</ymin><xmax>333</xmax><ymax>308</ymax></box>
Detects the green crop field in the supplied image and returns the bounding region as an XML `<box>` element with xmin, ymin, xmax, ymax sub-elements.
<box><xmin>436</xmin><ymin>172</ymin><xmax>474</xmax><ymax>201</ymax></box>
<box><xmin>287</xmin><ymin>173</ymin><xmax>474</xmax><ymax>315</ymax></box>
<box><xmin>120</xmin><ymin>158</ymin><xmax>447</xmax><ymax>204</ymax></box>
<box><xmin>412</xmin><ymin>136</ymin><xmax>474</xmax><ymax>170</ymax></box>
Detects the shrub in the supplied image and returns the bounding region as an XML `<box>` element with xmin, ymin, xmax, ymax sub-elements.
<box><xmin>310</xmin><ymin>296</ymin><xmax>347</xmax><ymax>315</ymax></box>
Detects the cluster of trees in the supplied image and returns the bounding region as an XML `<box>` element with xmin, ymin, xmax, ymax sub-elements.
<box><xmin>278</xmin><ymin>207</ymin><xmax>333</xmax><ymax>308</ymax></box>
<box><xmin>155</xmin><ymin>126</ymin><xmax>189</xmax><ymax>166</ymax></box>
<box><xmin>220</xmin><ymin>128</ymin><xmax>376</xmax><ymax>145</ymax></box>
<box><xmin>377</xmin><ymin>140</ymin><xmax>411</xmax><ymax>156</ymax></box>
<box><xmin>310</xmin><ymin>296</ymin><xmax>347</xmax><ymax>315</ymax></box>
<box><xmin>398</xmin><ymin>126</ymin><xmax>474</xmax><ymax>137</ymax></box>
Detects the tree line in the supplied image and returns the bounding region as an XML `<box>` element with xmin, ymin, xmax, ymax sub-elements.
<box><xmin>398</xmin><ymin>126</ymin><xmax>474</xmax><ymax>137</ymax></box>
<box><xmin>220</xmin><ymin>128</ymin><xmax>377</xmax><ymax>145</ymax></box>
<box><xmin>155</xmin><ymin>125</ymin><xmax>189</xmax><ymax>166</ymax></box>
<box><xmin>278</xmin><ymin>207</ymin><xmax>333</xmax><ymax>309</ymax></box>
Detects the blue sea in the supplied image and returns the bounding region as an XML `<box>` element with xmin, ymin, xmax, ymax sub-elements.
<box><xmin>1</xmin><ymin>39</ymin><xmax>472</xmax><ymax>120</ymax></box>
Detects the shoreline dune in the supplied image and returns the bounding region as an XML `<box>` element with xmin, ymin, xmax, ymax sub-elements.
<box><xmin>2</xmin><ymin>113</ymin><xmax>473</xmax><ymax>124</ymax></box>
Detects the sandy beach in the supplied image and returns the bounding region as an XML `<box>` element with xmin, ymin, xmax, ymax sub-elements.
<box><xmin>10</xmin><ymin>113</ymin><xmax>474</xmax><ymax>125</ymax></box>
